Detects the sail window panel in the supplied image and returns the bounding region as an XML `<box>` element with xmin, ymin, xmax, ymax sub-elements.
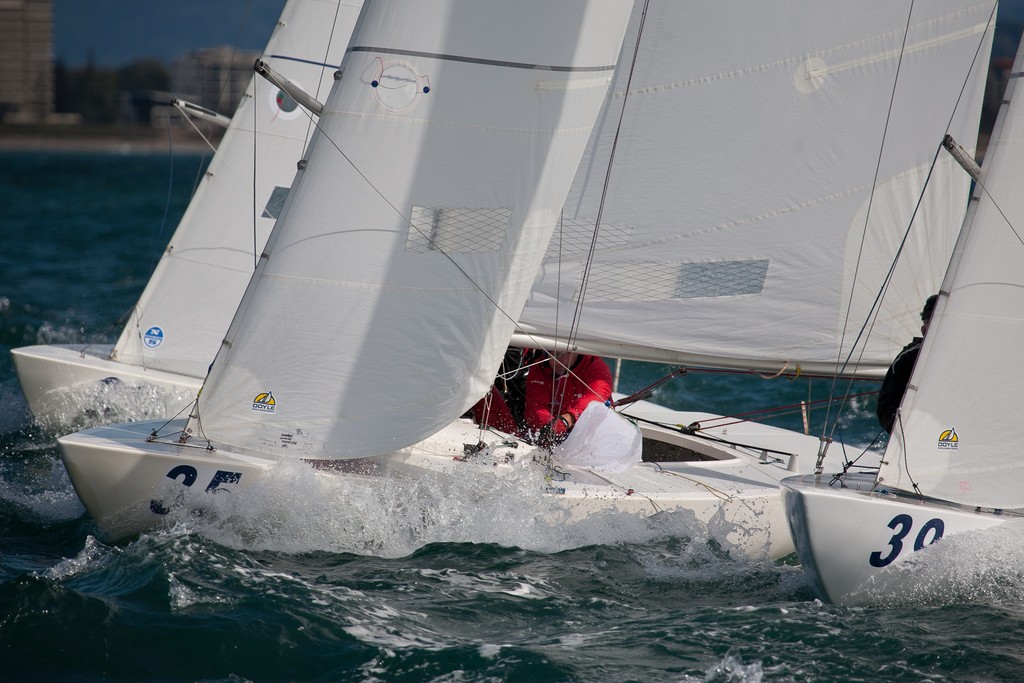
<box><xmin>261</xmin><ymin>185</ymin><xmax>290</xmax><ymax>219</ymax></box>
<box><xmin>406</xmin><ymin>206</ymin><xmax>510</xmax><ymax>254</ymax></box>
<box><xmin>544</xmin><ymin>219</ymin><xmax>634</xmax><ymax>258</ymax></box>
<box><xmin>583</xmin><ymin>259</ymin><xmax>769</xmax><ymax>301</ymax></box>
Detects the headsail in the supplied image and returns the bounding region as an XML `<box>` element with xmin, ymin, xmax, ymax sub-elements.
<box><xmin>191</xmin><ymin>0</ymin><xmax>633</xmax><ymax>459</ymax></box>
<box><xmin>516</xmin><ymin>1</ymin><xmax>994</xmax><ymax>378</ymax></box>
<box><xmin>111</xmin><ymin>0</ymin><xmax>363</xmax><ymax>379</ymax></box>
<box><xmin>877</xmin><ymin>35</ymin><xmax>1024</xmax><ymax>509</ymax></box>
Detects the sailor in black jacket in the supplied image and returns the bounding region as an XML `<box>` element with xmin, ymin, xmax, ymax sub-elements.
<box><xmin>876</xmin><ymin>294</ymin><xmax>938</xmax><ymax>433</ymax></box>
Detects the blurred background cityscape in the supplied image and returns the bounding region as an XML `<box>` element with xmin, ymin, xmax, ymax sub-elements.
<box><xmin>0</xmin><ymin>0</ymin><xmax>285</xmax><ymax>148</ymax></box>
<box><xmin>1</xmin><ymin>0</ymin><xmax>1023</xmax><ymax>150</ymax></box>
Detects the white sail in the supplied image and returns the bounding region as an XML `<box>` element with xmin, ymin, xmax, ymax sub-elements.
<box><xmin>516</xmin><ymin>1</ymin><xmax>994</xmax><ymax>378</ymax></box>
<box><xmin>877</xmin><ymin>38</ymin><xmax>1024</xmax><ymax>509</ymax></box>
<box><xmin>190</xmin><ymin>0</ymin><xmax>633</xmax><ymax>459</ymax></box>
<box><xmin>110</xmin><ymin>0</ymin><xmax>363</xmax><ymax>380</ymax></box>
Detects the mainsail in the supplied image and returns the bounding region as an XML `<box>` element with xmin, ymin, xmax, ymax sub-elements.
<box><xmin>877</xmin><ymin>35</ymin><xmax>1024</xmax><ymax>509</ymax></box>
<box><xmin>516</xmin><ymin>1</ymin><xmax>994</xmax><ymax>378</ymax></box>
<box><xmin>111</xmin><ymin>0</ymin><xmax>363</xmax><ymax>380</ymax></box>
<box><xmin>190</xmin><ymin>0</ymin><xmax>633</xmax><ymax>459</ymax></box>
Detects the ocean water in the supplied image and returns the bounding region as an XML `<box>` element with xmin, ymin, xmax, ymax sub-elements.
<box><xmin>2</xmin><ymin>149</ymin><xmax>1024</xmax><ymax>682</ymax></box>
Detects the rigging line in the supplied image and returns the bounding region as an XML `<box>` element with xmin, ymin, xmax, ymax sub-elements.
<box><xmin>621</xmin><ymin>413</ymin><xmax>799</xmax><ymax>459</ymax></box>
<box><xmin>581</xmin><ymin>469</ymin><xmax>666</xmax><ymax>510</ymax></box>
<box><xmin>305</xmin><ymin>0</ymin><xmax>344</xmax><ymax>145</ymax></box>
<box><xmin>175</xmin><ymin>107</ymin><xmax>219</xmax><ymax>155</ymax></box>
<box><xmin>565</xmin><ymin>0</ymin><xmax>651</xmax><ymax>352</ymax></box>
<box><xmin>175</xmin><ymin>102</ymin><xmax>221</xmax><ymax>156</ymax></box>
<box><xmin>828</xmin><ymin>431</ymin><xmax>885</xmax><ymax>487</ymax></box>
<box><xmin>204</xmin><ymin>71</ymin><xmax>558</xmax><ymax>384</ymax></box>
<box><xmin>272</xmin><ymin>86</ymin><xmax>625</xmax><ymax>370</ymax></box>
<box><xmin>826</xmin><ymin>0</ymin><xmax>917</xmax><ymax>433</ymax></box>
<box><xmin>544</xmin><ymin>0</ymin><xmax>652</xmax><ymax>419</ymax></box>
<box><xmin>216</xmin><ymin>0</ymin><xmax>255</xmax><ymax>115</ymax></box>
<box><xmin>892</xmin><ymin>410</ymin><xmax>924</xmax><ymax>499</ymax></box>
<box><xmin>824</xmin><ymin>2</ymin><xmax>998</xmax><ymax>446</ymax></box>
<box><xmin>548</xmin><ymin>214</ymin><xmax>566</xmax><ymax>414</ymax></box>
<box><xmin>654</xmin><ymin>468</ymin><xmax>733</xmax><ymax>503</ymax></box>
<box><xmin>613</xmin><ymin>367</ymin><xmax>686</xmax><ymax>407</ymax></box>
<box><xmin>146</xmin><ymin>395</ymin><xmax>199</xmax><ymax>442</ymax></box>
<box><xmin>825</xmin><ymin>139</ymin><xmax>944</xmax><ymax>441</ymax></box>
<box><xmin>252</xmin><ymin>74</ymin><xmax>258</xmax><ymax>270</ymax></box>
<box><xmin>156</xmin><ymin>118</ymin><xmax>176</xmax><ymax>268</ymax></box>
<box><xmin>969</xmin><ymin>172</ymin><xmax>1024</xmax><ymax>250</ymax></box>
<box><xmin>691</xmin><ymin>390</ymin><xmax>878</xmax><ymax>430</ymax></box>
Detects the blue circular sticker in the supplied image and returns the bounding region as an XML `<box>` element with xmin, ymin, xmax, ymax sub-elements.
<box><xmin>144</xmin><ymin>326</ymin><xmax>164</xmax><ymax>348</ymax></box>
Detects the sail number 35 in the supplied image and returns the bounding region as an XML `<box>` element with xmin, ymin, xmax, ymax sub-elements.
<box><xmin>869</xmin><ymin>514</ymin><xmax>945</xmax><ymax>568</ymax></box>
<box><xmin>149</xmin><ymin>465</ymin><xmax>242</xmax><ymax>515</ymax></box>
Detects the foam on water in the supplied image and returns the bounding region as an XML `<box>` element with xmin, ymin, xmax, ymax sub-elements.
<box><xmin>851</xmin><ymin>517</ymin><xmax>1024</xmax><ymax>606</ymax></box>
<box><xmin>40</xmin><ymin>534</ymin><xmax>109</xmax><ymax>581</ymax></box>
<box><xmin>153</xmin><ymin>454</ymin><xmax>764</xmax><ymax>561</ymax></box>
<box><xmin>30</xmin><ymin>377</ymin><xmax>194</xmax><ymax>434</ymax></box>
<box><xmin>0</xmin><ymin>448</ymin><xmax>83</xmax><ymax>522</ymax></box>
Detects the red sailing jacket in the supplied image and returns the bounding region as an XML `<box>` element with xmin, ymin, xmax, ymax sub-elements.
<box><xmin>523</xmin><ymin>354</ymin><xmax>613</xmax><ymax>435</ymax></box>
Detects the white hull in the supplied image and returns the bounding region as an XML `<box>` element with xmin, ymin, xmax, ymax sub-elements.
<box><xmin>781</xmin><ymin>473</ymin><xmax>1012</xmax><ymax>605</ymax></box>
<box><xmin>59</xmin><ymin>400</ymin><xmax>833</xmax><ymax>559</ymax></box>
<box><xmin>11</xmin><ymin>344</ymin><xmax>201</xmax><ymax>428</ymax></box>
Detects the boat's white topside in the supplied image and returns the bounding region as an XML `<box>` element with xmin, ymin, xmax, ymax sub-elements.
<box><xmin>781</xmin><ymin>473</ymin><xmax>1016</xmax><ymax>604</ymax></box>
<box><xmin>12</xmin><ymin>344</ymin><xmax>201</xmax><ymax>427</ymax></box>
<box><xmin>57</xmin><ymin>396</ymin><xmax>848</xmax><ymax>559</ymax></box>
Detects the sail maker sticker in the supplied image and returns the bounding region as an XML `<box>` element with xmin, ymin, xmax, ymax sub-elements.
<box><xmin>937</xmin><ymin>427</ymin><xmax>959</xmax><ymax>451</ymax></box>
<box><xmin>143</xmin><ymin>326</ymin><xmax>164</xmax><ymax>348</ymax></box>
<box><xmin>252</xmin><ymin>391</ymin><xmax>276</xmax><ymax>413</ymax></box>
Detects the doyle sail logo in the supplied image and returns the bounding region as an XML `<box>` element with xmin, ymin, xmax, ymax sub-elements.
<box><xmin>937</xmin><ymin>426</ymin><xmax>959</xmax><ymax>451</ymax></box>
<box><xmin>143</xmin><ymin>326</ymin><xmax>164</xmax><ymax>348</ymax></box>
<box><xmin>252</xmin><ymin>391</ymin><xmax>276</xmax><ymax>413</ymax></box>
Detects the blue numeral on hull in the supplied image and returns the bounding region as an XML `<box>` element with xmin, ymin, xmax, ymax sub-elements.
<box><xmin>150</xmin><ymin>466</ymin><xmax>243</xmax><ymax>515</ymax></box>
<box><xmin>869</xmin><ymin>514</ymin><xmax>945</xmax><ymax>567</ymax></box>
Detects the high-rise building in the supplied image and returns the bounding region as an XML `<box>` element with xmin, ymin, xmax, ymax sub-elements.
<box><xmin>172</xmin><ymin>46</ymin><xmax>260</xmax><ymax>117</ymax></box>
<box><xmin>0</xmin><ymin>0</ymin><xmax>54</xmax><ymax>124</ymax></box>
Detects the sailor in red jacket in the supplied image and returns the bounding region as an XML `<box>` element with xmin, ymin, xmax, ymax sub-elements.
<box><xmin>472</xmin><ymin>350</ymin><xmax>613</xmax><ymax>446</ymax></box>
<box><xmin>524</xmin><ymin>351</ymin><xmax>612</xmax><ymax>444</ymax></box>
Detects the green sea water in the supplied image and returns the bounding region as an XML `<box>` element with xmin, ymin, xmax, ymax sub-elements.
<box><xmin>2</xmin><ymin>150</ymin><xmax>1024</xmax><ymax>682</ymax></box>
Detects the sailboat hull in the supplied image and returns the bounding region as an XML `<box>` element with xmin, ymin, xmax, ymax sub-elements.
<box><xmin>59</xmin><ymin>419</ymin><xmax>273</xmax><ymax>540</ymax></box>
<box><xmin>59</xmin><ymin>402</ymin><xmax>826</xmax><ymax>559</ymax></box>
<box><xmin>12</xmin><ymin>344</ymin><xmax>201</xmax><ymax>427</ymax></box>
<box><xmin>781</xmin><ymin>474</ymin><xmax>1011</xmax><ymax>605</ymax></box>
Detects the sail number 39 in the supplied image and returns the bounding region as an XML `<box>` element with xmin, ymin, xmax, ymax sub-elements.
<box><xmin>869</xmin><ymin>514</ymin><xmax>945</xmax><ymax>568</ymax></box>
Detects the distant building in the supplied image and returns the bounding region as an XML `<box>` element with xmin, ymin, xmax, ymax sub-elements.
<box><xmin>171</xmin><ymin>46</ymin><xmax>259</xmax><ymax>119</ymax></box>
<box><xmin>0</xmin><ymin>0</ymin><xmax>55</xmax><ymax>124</ymax></box>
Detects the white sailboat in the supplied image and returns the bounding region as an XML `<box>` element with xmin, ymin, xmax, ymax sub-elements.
<box><xmin>781</xmin><ymin>29</ymin><xmax>1024</xmax><ymax>606</ymax></box>
<box><xmin>11</xmin><ymin>0</ymin><xmax>363</xmax><ymax>429</ymax></box>
<box><xmin>55</xmin><ymin>0</ymin><xmax>993</xmax><ymax>561</ymax></box>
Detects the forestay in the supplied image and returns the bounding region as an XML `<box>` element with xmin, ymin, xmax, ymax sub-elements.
<box><xmin>191</xmin><ymin>0</ymin><xmax>633</xmax><ymax>459</ymax></box>
<box><xmin>111</xmin><ymin>0</ymin><xmax>363</xmax><ymax>379</ymax></box>
<box><xmin>877</xmin><ymin>38</ymin><xmax>1024</xmax><ymax>509</ymax></box>
<box><xmin>516</xmin><ymin>1</ymin><xmax>994</xmax><ymax>378</ymax></box>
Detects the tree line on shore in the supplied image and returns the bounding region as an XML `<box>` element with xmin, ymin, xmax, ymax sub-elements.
<box><xmin>54</xmin><ymin>59</ymin><xmax>171</xmax><ymax>125</ymax></box>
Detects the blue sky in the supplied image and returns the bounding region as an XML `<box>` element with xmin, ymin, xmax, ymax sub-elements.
<box><xmin>54</xmin><ymin>0</ymin><xmax>285</xmax><ymax>66</ymax></box>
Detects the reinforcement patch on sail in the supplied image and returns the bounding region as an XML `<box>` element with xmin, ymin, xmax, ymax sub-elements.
<box><xmin>543</xmin><ymin>219</ymin><xmax>634</xmax><ymax>258</ymax></box>
<box><xmin>582</xmin><ymin>259</ymin><xmax>769</xmax><ymax>301</ymax></box>
<box><xmin>406</xmin><ymin>206</ymin><xmax>510</xmax><ymax>253</ymax></box>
